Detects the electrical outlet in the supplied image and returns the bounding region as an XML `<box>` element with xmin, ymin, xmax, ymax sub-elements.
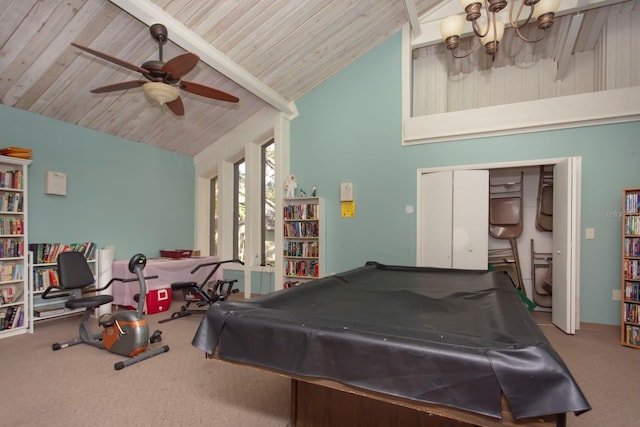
<box><xmin>613</xmin><ymin>289</ymin><xmax>621</xmax><ymax>301</ymax></box>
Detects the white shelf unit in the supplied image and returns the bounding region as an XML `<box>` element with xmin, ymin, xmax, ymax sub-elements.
<box><xmin>29</xmin><ymin>243</ymin><xmax>98</xmax><ymax>325</ymax></box>
<box><xmin>0</xmin><ymin>155</ymin><xmax>31</xmax><ymax>339</ymax></box>
<box><xmin>283</xmin><ymin>197</ymin><xmax>325</xmax><ymax>287</ymax></box>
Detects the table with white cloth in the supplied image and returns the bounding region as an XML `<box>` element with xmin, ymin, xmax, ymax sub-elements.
<box><xmin>111</xmin><ymin>256</ymin><xmax>221</xmax><ymax>307</ymax></box>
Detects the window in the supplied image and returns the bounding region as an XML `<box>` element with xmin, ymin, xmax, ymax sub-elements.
<box><xmin>262</xmin><ymin>140</ymin><xmax>275</xmax><ymax>265</ymax></box>
<box><xmin>233</xmin><ymin>159</ymin><xmax>246</xmax><ymax>262</ymax></box>
<box><xmin>209</xmin><ymin>176</ymin><xmax>218</xmax><ymax>256</ymax></box>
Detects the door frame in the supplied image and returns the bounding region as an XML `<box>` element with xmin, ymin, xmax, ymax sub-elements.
<box><xmin>416</xmin><ymin>157</ymin><xmax>582</xmax><ymax>332</ymax></box>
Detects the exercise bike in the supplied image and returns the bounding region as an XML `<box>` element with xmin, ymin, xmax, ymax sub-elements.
<box><xmin>159</xmin><ymin>258</ymin><xmax>243</xmax><ymax>323</ymax></box>
<box><xmin>43</xmin><ymin>252</ymin><xmax>169</xmax><ymax>370</ymax></box>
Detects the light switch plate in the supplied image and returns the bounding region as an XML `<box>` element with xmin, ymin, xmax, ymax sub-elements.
<box><xmin>585</xmin><ymin>228</ymin><xmax>595</xmax><ymax>240</ymax></box>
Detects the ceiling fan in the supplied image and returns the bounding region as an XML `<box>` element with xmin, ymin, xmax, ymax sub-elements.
<box><xmin>71</xmin><ymin>23</ymin><xmax>239</xmax><ymax>116</ymax></box>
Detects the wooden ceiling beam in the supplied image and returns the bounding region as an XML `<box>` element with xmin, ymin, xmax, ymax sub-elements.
<box><xmin>403</xmin><ymin>0</ymin><xmax>422</xmax><ymax>37</ymax></box>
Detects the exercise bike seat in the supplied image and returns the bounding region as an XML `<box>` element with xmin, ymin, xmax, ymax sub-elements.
<box><xmin>171</xmin><ymin>281</ymin><xmax>197</xmax><ymax>291</ymax></box>
<box><xmin>65</xmin><ymin>294</ymin><xmax>113</xmax><ymax>310</ymax></box>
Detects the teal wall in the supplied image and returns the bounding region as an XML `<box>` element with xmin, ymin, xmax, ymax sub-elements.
<box><xmin>0</xmin><ymin>105</ymin><xmax>195</xmax><ymax>260</ymax></box>
<box><xmin>222</xmin><ymin>270</ymin><xmax>275</xmax><ymax>295</ymax></box>
<box><xmin>290</xmin><ymin>31</ymin><xmax>640</xmax><ymax>326</ymax></box>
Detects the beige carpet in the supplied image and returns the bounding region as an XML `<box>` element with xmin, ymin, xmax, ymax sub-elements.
<box><xmin>0</xmin><ymin>302</ymin><xmax>290</xmax><ymax>427</ymax></box>
<box><xmin>1</xmin><ymin>303</ymin><xmax>639</xmax><ymax>426</ymax></box>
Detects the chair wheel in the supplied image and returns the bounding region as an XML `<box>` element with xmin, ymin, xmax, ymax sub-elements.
<box><xmin>52</xmin><ymin>343</ymin><xmax>61</xmax><ymax>351</ymax></box>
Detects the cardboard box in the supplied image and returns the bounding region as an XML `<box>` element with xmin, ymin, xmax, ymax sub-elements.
<box><xmin>146</xmin><ymin>288</ymin><xmax>171</xmax><ymax>314</ymax></box>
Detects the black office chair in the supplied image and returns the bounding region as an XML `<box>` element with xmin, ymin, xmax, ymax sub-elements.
<box><xmin>43</xmin><ymin>251</ymin><xmax>114</xmax><ymax>349</ymax></box>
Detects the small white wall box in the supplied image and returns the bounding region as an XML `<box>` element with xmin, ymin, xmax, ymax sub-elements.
<box><xmin>45</xmin><ymin>171</ymin><xmax>67</xmax><ymax>196</ymax></box>
<box><xmin>340</xmin><ymin>182</ymin><xmax>354</xmax><ymax>201</ymax></box>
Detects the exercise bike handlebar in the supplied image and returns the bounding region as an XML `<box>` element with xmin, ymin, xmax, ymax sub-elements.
<box><xmin>98</xmin><ymin>274</ymin><xmax>159</xmax><ymax>291</ymax></box>
<box><xmin>189</xmin><ymin>258</ymin><xmax>244</xmax><ymax>274</ymax></box>
<box><xmin>42</xmin><ymin>275</ymin><xmax>160</xmax><ymax>300</ymax></box>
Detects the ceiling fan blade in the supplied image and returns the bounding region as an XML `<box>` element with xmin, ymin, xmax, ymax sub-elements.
<box><xmin>71</xmin><ymin>43</ymin><xmax>149</xmax><ymax>74</ymax></box>
<box><xmin>162</xmin><ymin>52</ymin><xmax>199</xmax><ymax>79</ymax></box>
<box><xmin>180</xmin><ymin>80</ymin><xmax>239</xmax><ymax>103</ymax></box>
<box><xmin>166</xmin><ymin>97</ymin><xmax>185</xmax><ymax>116</ymax></box>
<box><xmin>90</xmin><ymin>80</ymin><xmax>147</xmax><ymax>93</ymax></box>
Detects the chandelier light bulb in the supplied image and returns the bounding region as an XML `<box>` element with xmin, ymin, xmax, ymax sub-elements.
<box><xmin>533</xmin><ymin>0</ymin><xmax>561</xmax><ymax>19</ymax></box>
<box><xmin>479</xmin><ymin>18</ymin><xmax>505</xmax><ymax>45</ymax></box>
<box><xmin>440</xmin><ymin>15</ymin><xmax>465</xmax><ymax>40</ymax></box>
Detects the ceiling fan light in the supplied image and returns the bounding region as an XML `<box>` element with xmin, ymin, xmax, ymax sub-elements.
<box><xmin>142</xmin><ymin>82</ymin><xmax>179</xmax><ymax>105</ymax></box>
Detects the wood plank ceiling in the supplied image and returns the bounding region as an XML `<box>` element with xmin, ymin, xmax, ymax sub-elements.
<box><xmin>0</xmin><ymin>0</ymin><xmax>438</xmax><ymax>156</ymax></box>
<box><xmin>1</xmin><ymin>0</ymin><xmax>630</xmax><ymax>156</ymax></box>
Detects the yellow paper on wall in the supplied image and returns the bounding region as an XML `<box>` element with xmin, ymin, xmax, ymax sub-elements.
<box><xmin>341</xmin><ymin>201</ymin><xmax>355</xmax><ymax>217</ymax></box>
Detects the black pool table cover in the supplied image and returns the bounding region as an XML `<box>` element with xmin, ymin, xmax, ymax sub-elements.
<box><xmin>192</xmin><ymin>262</ymin><xmax>591</xmax><ymax>420</ymax></box>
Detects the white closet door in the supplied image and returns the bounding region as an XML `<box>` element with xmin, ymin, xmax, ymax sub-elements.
<box><xmin>552</xmin><ymin>157</ymin><xmax>581</xmax><ymax>334</ymax></box>
<box><xmin>419</xmin><ymin>170</ymin><xmax>488</xmax><ymax>269</ymax></box>
<box><xmin>452</xmin><ymin>170</ymin><xmax>488</xmax><ymax>269</ymax></box>
<box><xmin>420</xmin><ymin>171</ymin><xmax>453</xmax><ymax>268</ymax></box>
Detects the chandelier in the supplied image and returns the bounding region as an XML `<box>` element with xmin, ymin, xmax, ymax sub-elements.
<box><xmin>439</xmin><ymin>0</ymin><xmax>561</xmax><ymax>59</ymax></box>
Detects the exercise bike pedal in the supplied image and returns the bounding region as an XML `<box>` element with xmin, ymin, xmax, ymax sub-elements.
<box><xmin>149</xmin><ymin>329</ymin><xmax>163</xmax><ymax>343</ymax></box>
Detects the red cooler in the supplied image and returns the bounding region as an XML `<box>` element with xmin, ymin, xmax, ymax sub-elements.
<box><xmin>146</xmin><ymin>288</ymin><xmax>171</xmax><ymax>314</ymax></box>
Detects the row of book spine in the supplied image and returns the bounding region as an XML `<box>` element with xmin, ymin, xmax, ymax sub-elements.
<box><xmin>625</xmin><ymin>193</ymin><xmax>640</xmax><ymax>214</ymax></box>
<box><xmin>0</xmin><ymin>305</ymin><xmax>24</xmax><ymax>330</ymax></box>
<box><xmin>284</xmin><ymin>222</ymin><xmax>319</xmax><ymax>238</ymax></box>
<box><xmin>624</xmin><ymin>237</ymin><xmax>640</xmax><ymax>257</ymax></box>
<box><xmin>284</xmin><ymin>259</ymin><xmax>319</xmax><ymax>278</ymax></box>
<box><xmin>624</xmin><ymin>260</ymin><xmax>640</xmax><ymax>280</ymax></box>
<box><xmin>625</xmin><ymin>281</ymin><xmax>640</xmax><ymax>302</ymax></box>
<box><xmin>0</xmin><ymin>239</ymin><xmax>23</xmax><ymax>258</ymax></box>
<box><xmin>0</xmin><ymin>170</ymin><xmax>23</xmax><ymax>190</ymax></box>
<box><xmin>624</xmin><ymin>324</ymin><xmax>640</xmax><ymax>346</ymax></box>
<box><xmin>1</xmin><ymin>285</ymin><xmax>23</xmax><ymax>304</ymax></box>
<box><xmin>623</xmin><ymin>302</ymin><xmax>640</xmax><ymax>324</ymax></box>
<box><xmin>625</xmin><ymin>216</ymin><xmax>640</xmax><ymax>235</ymax></box>
<box><xmin>284</xmin><ymin>241</ymin><xmax>319</xmax><ymax>258</ymax></box>
<box><xmin>29</xmin><ymin>242</ymin><xmax>96</xmax><ymax>264</ymax></box>
<box><xmin>0</xmin><ymin>261</ymin><xmax>24</xmax><ymax>282</ymax></box>
<box><xmin>0</xmin><ymin>217</ymin><xmax>23</xmax><ymax>235</ymax></box>
<box><xmin>283</xmin><ymin>203</ymin><xmax>319</xmax><ymax>220</ymax></box>
<box><xmin>0</xmin><ymin>192</ymin><xmax>23</xmax><ymax>213</ymax></box>
<box><xmin>32</xmin><ymin>268</ymin><xmax>60</xmax><ymax>292</ymax></box>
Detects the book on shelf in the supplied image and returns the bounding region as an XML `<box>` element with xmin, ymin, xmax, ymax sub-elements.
<box><xmin>283</xmin><ymin>203</ymin><xmax>319</xmax><ymax>220</ymax></box>
<box><xmin>28</xmin><ymin>242</ymin><xmax>96</xmax><ymax>264</ymax></box>
<box><xmin>625</xmin><ymin>193</ymin><xmax>640</xmax><ymax>214</ymax></box>
<box><xmin>0</xmin><ymin>285</ymin><xmax>22</xmax><ymax>304</ymax></box>
<box><xmin>625</xmin><ymin>325</ymin><xmax>640</xmax><ymax>346</ymax></box>
<box><xmin>32</xmin><ymin>268</ymin><xmax>61</xmax><ymax>292</ymax></box>
<box><xmin>0</xmin><ymin>169</ymin><xmax>23</xmax><ymax>190</ymax></box>
<box><xmin>0</xmin><ymin>238</ymin><xmax>24</xmax><ymax>258</ymax></box>
<box><xmin>12</xmin><ymin>306</ymin><xmax>23</xmax><ymax>328</ymax></box>
<box><xmin>0</xmin><ymin>305</ymin><xmax>21</xmax><ymax>330</ymax></box>
<box><xmin>0</xmin><ymin>192</ymin><xmax>22</xmax><ymax>212</ymax></box>
<box><xmin>0</xmin><ymin>261</ymin><xmax>24</xmax><ymax>282</ymax></box>
<box><xmin>0</xmin><ymin>217</ymin><xmax>24</xmax><ymax>235</ymax></box>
